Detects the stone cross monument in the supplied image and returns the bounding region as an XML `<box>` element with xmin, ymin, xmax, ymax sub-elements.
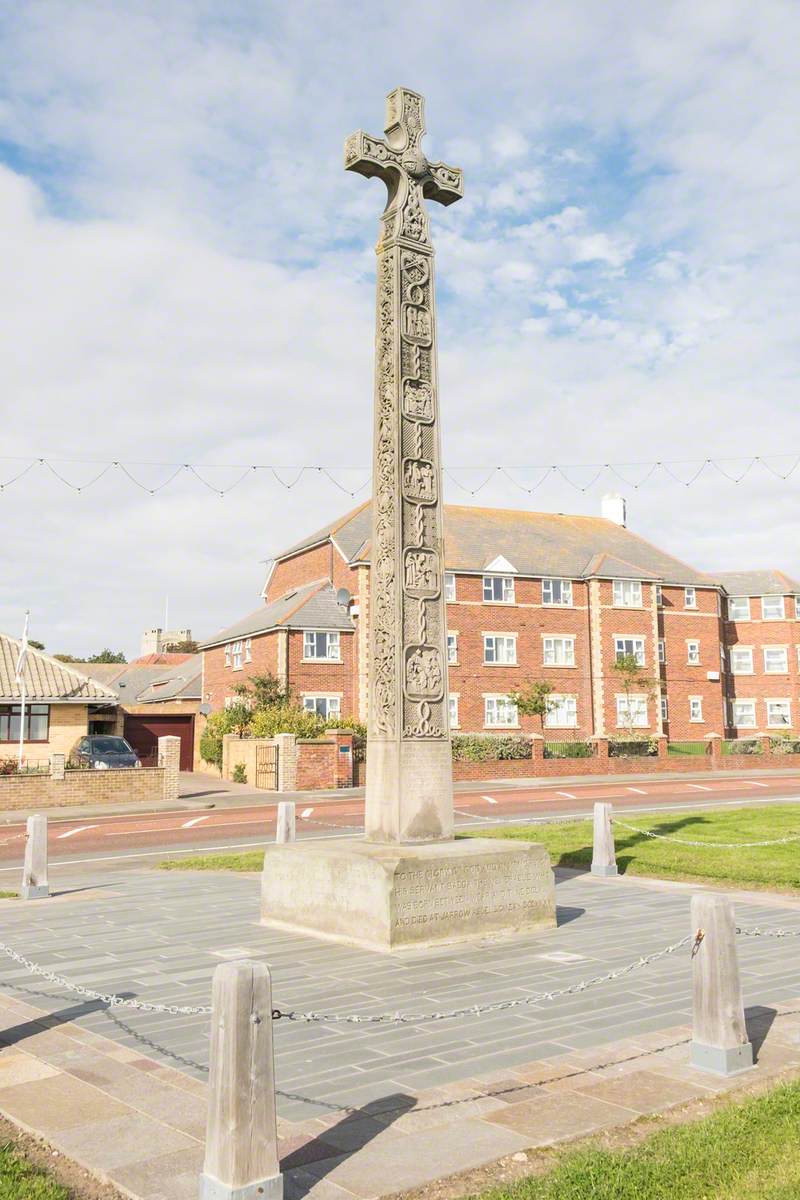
<box><xmin>345</xmin><ymin>88</ymin><xmax>462</xmax><ymax>844</ymax></box>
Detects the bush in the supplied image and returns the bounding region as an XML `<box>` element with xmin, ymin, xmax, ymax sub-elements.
<box><xmin>232</xmin><ymin>763</ymin><xmax>247</xmax><ymax>783</ymax></box>
<box><xmin>769</xmin><ymin>733</ymin><xmax>800</xmax><ymax>755</ymax></box>
<box><xmin>0</xmin><ymin>758</ymin><xmax>19</xmax><ymax>775</ymax></box>
<box><xmin>608</xmin><ymin>736</ymin><xmax>659</xmax><ymax>758</ymax></box>
<box><xmin>451</xmin><ymin>734</ymin><xmax>532</xmax><ymax>762</ymax></box>
<box><xmin>544</xmin><ymin>740</ymin><xmax>594</xmax><ymax>759</ymax></box>
<box><xmin>250</xmin><ymin>704</ymin><xmax>326</xmax><ymax>739</ymax></box>
<box><xmin>199</xmin><ymin>709</ymin><xmax>247</xmax><ymax>770</ymax></box>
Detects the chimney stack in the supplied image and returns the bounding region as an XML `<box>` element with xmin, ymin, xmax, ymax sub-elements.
<box><xmin>601</xmin><ymin>493</ymin><xmax>627</xmax><ymax>527</ymax></box>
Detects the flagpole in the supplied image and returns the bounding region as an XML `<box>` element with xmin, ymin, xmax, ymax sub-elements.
<box><xmin>16</xmin><ymin>611</ymin><xmax>30</xmax><ymax>770</ymax></box>
<box><xmin>18</xmin><ymin>675</ymin><xmax>26</xmax><ymax>769</ymax></box>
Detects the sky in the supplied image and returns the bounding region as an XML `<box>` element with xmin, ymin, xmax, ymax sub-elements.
<box><xmin>1</xmin><ymin>0</ymin><xmax>798</xmax><ymax>657</ymax></box>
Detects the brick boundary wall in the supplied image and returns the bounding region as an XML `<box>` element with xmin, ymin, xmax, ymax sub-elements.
<box><xmin>221</xmin><ymin>732</ymin><xmax>354</xmax><ymax>791</ymax></box>
<box><xmin>0</xmin><ymin>736</ymin><xmax>180</xmax><ymax>811</ymax></box>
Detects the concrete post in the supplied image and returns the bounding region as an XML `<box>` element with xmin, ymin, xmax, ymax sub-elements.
<box><xmin>158</xmin><ymin>735</ymin><xmax>181</xmax><ymax>804</ymax></box>
<box><xmin>21</xmin><ymin>815</ymin><xmax>49</xmax><ymax>900</ymax></box>
<box><xmin>200</xmin><ymin>961</ymin><xmax>282</xmax><ymax>1200</ymax></box>
<box><xmin>276</xmin><ymin>801</ymin><xmax>296</xmax><ymax>844</ymax></box>
<box><xmin>690</xmin><ymin>893</ymin><xmax>753</xmax><ymax>1076</ymax></box>
<box><xmin>275</xmin><ymin>733</ymin><xmax>297</xmax><ymax>793</ymax></box>
<box><xmin>591</xmin><ymin>803</ymin><xmax>617</xmax><ymax>877</ymax></box>
<box><xmin>50</xmin><ymin>753</ymin><xmax>66</xmax><ymax>781</ymax></box>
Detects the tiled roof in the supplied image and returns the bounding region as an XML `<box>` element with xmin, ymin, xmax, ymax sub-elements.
<box><xmin>273</xmin><ymin>503</ymin><xmax>712</xmax><ymax>587</ymax></box>
<box><xmin>0</xmin><ymin>636</ymin><xmax>119</xmax><ymax>704</ymax></box>
<box><xmin>133</xmin><ymin>656</ymin><xmax>202</xmax><ymax>703</ymax></box>
<box><xmin>715</xmin><ymin>570</ymin><xmax>800</xmax><ymax>597</ymax></box>
<box><xmin>200</xmin><ymin>581</ymin><xmax>354</xmax><ymax>650</ymax></box>
<box><xmin>129</xmin><ymin>652</ymin><xmax>195</xmax><ymax>666</ymax></box>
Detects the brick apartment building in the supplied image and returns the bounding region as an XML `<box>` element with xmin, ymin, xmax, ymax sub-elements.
<box><xmin>199</xmin><ymin>497</ymin><xmax>800</xmax><ymax>742</ymax></box>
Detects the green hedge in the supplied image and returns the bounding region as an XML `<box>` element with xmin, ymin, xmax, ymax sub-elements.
<box><xmin>451</xmin><ymin>734</ymin><xmax>532</xmax><ymax>762</ymax></box>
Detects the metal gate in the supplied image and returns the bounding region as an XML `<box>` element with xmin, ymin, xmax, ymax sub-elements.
<box><xmin>255</xmin><ymin>743</ymin><xmax>278</xmax><ymax>790</ymax></box>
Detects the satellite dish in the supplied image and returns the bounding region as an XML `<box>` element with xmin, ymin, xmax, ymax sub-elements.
<box><xmin>336</xmin><ymin>588</ymin><xmax>352</xmax><ymax>608</ymax></box>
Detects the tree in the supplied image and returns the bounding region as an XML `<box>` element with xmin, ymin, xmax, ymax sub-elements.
<box><xmin>508</xmin><ymin>680</ymin><xmax>555</xmax><ymax>735</ymax></box>
<box><xmin>86</xmin><ymin>649</ymin><xmax>127</xmax><ymax>664</ymax></box>
<box><xmin>612</xmin><ymin>653</ymin><xmax>658</xmax><ymax>738</ymax></box>
<box><xmin>232</xmin><ymin>672</ymin><xmax>291</xmax><ymax>710</ymax></box>
<box><xmin>163</xmin><ymin>639</ymin><xmax>199</xmax><ymax>653</ymax></box>
<box><xmin>53</xmin><ymin>653</ymin><xmax>77</xmax><ymax>663</ymax></box>
<box><xmin>28</xmin><ymin>639</ymin><xmax>45</xmax><ymax>651</ymax></box>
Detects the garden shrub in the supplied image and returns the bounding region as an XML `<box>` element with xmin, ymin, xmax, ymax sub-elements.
<box><xmin>451</xmin><ymin>734</ymin><xmax>532</xmax><ymax>762</ymax></box>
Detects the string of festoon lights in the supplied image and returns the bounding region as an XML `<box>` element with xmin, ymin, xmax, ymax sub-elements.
<box><xmin>0</xmin><ymin>453</ymin><xmax>798</xmax><ymax>499</ymax></box>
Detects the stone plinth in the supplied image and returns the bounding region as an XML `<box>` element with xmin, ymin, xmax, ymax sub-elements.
<box><xmin>261</xmin><ymin>838</ymin><xmax>556</xmax><ymax>952</ymax></box>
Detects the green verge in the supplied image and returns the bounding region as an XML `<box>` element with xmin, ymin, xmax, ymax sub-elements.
<box><xmin>466</xmin><ymin>804</ymin><xmax>800</xmax><ymax>890</ymax></box>
<box><xmin>158</xmin><ymin>851</ymin><xmax>263</xmax><ymax>872</ymax></box>
<box><xmin>0</xmin><ymin>1142</ymin><xmax>71</xmax><ymax>1200</ymax></box>
<box><xmin>476</xmin><ymin>1078</ymin><xmax>800</xmax><ymax>1200</ymax></box>
<box><xmin>0</xmin><ymin>892</ymin><xmax>17</xmax><ymax>900</ymax></box>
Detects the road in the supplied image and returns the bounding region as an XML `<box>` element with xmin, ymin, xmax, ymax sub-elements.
<box><xmin>1</xmin><ymin>770</ymin><xmax>799</xmax><ymax>877</ymax></box>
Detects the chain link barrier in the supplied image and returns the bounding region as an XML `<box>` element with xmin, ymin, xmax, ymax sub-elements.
<box><xmin>611</xmin><ymin>818</ymin><xmax>800</xmax><ymax>848</ymax></box>
<box><xmin>736</xmin><ymin>925</ymin><xmax>800</xmax><ymax>938</ymax></box>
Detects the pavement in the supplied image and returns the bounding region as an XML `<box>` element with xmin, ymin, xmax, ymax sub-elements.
<box><xmin>0</xmin><ymin>865</ymin><xmax>799</xmax><ymax>1198</ymax></box>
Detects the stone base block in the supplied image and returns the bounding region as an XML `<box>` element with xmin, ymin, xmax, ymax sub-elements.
<box><xmin>260</xmin><ymin>837</ymin><xmax>556</xmax><ymax>952</ymax></box>
<box><xmin>20</xmin><ymin>884</ymin><xmax>49</xmax><ymax>901</ymax></box>
<box><xmin>690</xmin><ymin>1040</ymin><xmax>754</xmax><ymax>1076</ymax></box>
<box><xmin>199</xmin><ymin>1173</ymin><xmax>283</xmax><ymax>1200</ymax></box>
<box><xmin>591</xmin><ymin>863</ymin><xmax>618</xmax><ymax>877</ymax></box>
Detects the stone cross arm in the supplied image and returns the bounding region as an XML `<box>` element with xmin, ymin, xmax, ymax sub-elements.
<box><xmin>344</xmin><ymin>87</ymin><xmax>463</xmax><ymax>208</ymax></box>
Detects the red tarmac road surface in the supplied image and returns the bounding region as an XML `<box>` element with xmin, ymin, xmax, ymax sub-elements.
<box><xmin>1</xmin><ymin>772</ymin><xmax>800</xmax><ymax>870</ymax></box>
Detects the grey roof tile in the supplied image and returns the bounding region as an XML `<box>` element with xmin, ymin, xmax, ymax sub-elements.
<box><xmin>715</xmin><ymin>570</ymin><xmax>800</xmax><ymax>596</ymax></box>
<box><xmin>0</xmin><ymin>636</ymin><xmax>119</xmax><ymax>704</ymax></box>
<box><xmin>200</xmin><ymin>581</ymin><xmax>353</xmax><ymax>649</ymax></box>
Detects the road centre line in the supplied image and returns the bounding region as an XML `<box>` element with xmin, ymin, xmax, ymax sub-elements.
<box><xmin>556</xmin><ymin>791</ymin><xmax>577</xmax><ymax>799</ymax></box>
<box><xmin>750</xmin><ymin>781</ymin><xmax>770</xmax><ymax>788</ymax></box>
<box><xmin>181</xmin><ymin>815</ymin><xmax>211</xmax><ymax>828</ymax></box>
<box><xmin>626</xmin><ymin>787</ymin><xmax>648</xmax><ymax>795</ymax></box>
<box><xmin>57</xmin><ymin>825</ymin><xmax>99</xmax><ymax>839</ymax></box>
<box><xmin>686</xmin><ymin>784</ymin><xmax>711</xmax><ymax>791</ymax></box>
<box><xmin>104</xmin><ymin>816</ymin><xmax>281</xmax><ymax>837</ymax></box>
<box><xmin>481</xmin><ymin>795</ymin><xmax>498</xmax><ymax>804</ymax></box>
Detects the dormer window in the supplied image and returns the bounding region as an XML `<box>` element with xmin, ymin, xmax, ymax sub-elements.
<box><xmin>483</xmin><ymin>576</ymin><xmax>515</xmax><ymax>604</ymax></box>
<box><xmin>612</xmin><ymin>579</ymin><xmax>642</xmax><ymax>608</ymax></box>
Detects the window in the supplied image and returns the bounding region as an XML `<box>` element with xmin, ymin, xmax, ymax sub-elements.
<box><xmin>444</xmin><ymin>573</ymin><xmax>456</xmax><ymax>602</ymax></box>
<box><xmin>655</xmin><ymin>585</ymin><xmax>662</xmax><ymax>606</ymax></box>
<box><xmin>545</xmin><ymin>694</ymin><xmax>577</xmax><ymax>728</ymax></box>
<box><xmin>543</xmin><ymin>636</ymin><xmax>575</xmax><ymax>667</ymax></box>
<box><xmin>658</xmin><ymin>639</ymin><xmax>665</xmax><ymax>664</ymax></box>
<box><xmin>224</xmin><ymin>643</ymin><xmax>231</xmax><ymax>668</ymax></box>
<box><xmin>795</xmin><ymin>597</ymin><xmax>800</xmax><ymax>620</ymax></box>
<box><xmin>485</xmin><ymin>695</ymin><xmax>518</xmax><ymax>727</ymax></box>
<box><xmin>731</xmin><ymin>700</ymin><xmax>756</xmax><ymax>729</ymax></box>
<box><xmin>762</xmin><ymin>595</ymin><xmax>785</xmax><ymax>620</ymax></box>
<box><xmin>0</xmin><ymin>704</ymin><xmax>49</xmax><ymax>743</ymax></box>
<box><xmin>232</xmin><ymin>640</ymin><xmax>243</xmax><ymax>670</ymax></box>
<box><xmin>767</xmin><ymin>700</ymin><xmax>791</xmax><ymax>728</ymax></box>
<box><xmin>729</xmin><ymin>647</ymin><xmax>754</xmax><ymax>674</ymax></box>
<box><xmin>484</xmin><ymin>634</ymin><xmax>517</xmax><ymax>665</ymax></box>
<box><xmin>244</xmin><ymin>638</ymin><xmax>252</xmax><ymax>664</ymax></box>
<box><xmin>613</xmin><ymin>579</ymin><xmax>642</xmax><ymax>607</ymax></box>
<box><xmin>728</xmin><ymin>596</ymin><xmax>750</xmax><ymax>621</ymax></box>
<box><xmin>660</xmin><ymin>695</ymin><xmax>668</xmax><ymax>722</ymax></box>
<box><xmin>449</xmin><ymin>695</ymin><xmax>459</xmax><ymax>728</ymax></box>
<box><xmin>302</xmin><ymin>695</ymin><xmax>340</xmax><ymax>719</ymax></box>
<box><xmin>542</xmin><ymin>578</ymin><xmax>572</xmax><ymax>606</ymax></box>
<box><xmin>614</xmin><ymin>637</ymin><xmax>645</xmax><ymax>666</ymax></box>
<box><xmin>685</xmin><ymin>586</ymin><xmax>697</xmax><ymax>608</ymax></box>
<box><xmin>447</xmin><ymin>632</ymin><xmax>458</xmax><ymax>664</ymax></box>
<box><xmin>687</xmin><ymin>640</ymin><xmax>700</xmax><ymax>665</ymax></box>
<box><xmin>689</xmin><ymin>696</ymin><xmax>704</xmax><ymax>722</ymax></box>
<box><xmin>615</xmin><ymin>694</ymin><xmax>648</xmax><ymax>728</ymax></box>
<box><xmin>303</xmin><ymin>631</ymin><xmax>341</xmax><ymax>661</ymax></box>
<box><xmin>764</xmin><ymin>646</ymin><xmax>789</xmax><ymax>674</ymax></box>
<box><xmin>483</xmin><ymin>575</ymin><xmax>515</xmax><ymax>604</ymax></box>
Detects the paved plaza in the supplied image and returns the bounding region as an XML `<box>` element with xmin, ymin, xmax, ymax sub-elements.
<box><xmin>1</xmin><ymin>866</ymin><xmax>800</xmax><ymax>1198</ymax></box>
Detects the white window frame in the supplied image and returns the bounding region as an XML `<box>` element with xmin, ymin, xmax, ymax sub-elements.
<box><xmin>484</xmin><ymin>695</ymin><xmax>519</xmax><ymax>728</ymax></box>
<box><xmin>762</xmin><ymin>595</ymin><xmax>785</xmax><ymax>620</ymax></box>
<box><xmin>542</xmin><ymin>636</ymin><xmax>575</xmax><ymax>667</ymax></box>
<box><xmin>689</xmin><ymin>695</ymin><xmax>704</xmax><ymax>723</ymax></box>
<box><xmin>795</xmin><ymin>597</ymin><xmax>800</xmax><ymax>620</ymax></box>
<box><xmin>544</xmin><ymin>694</ymin><xmax>578</xmax><ymax>728</ymax></box>
<box><xmin>231</xmin><ymin>640</ymin><xmax>243</xmax><ymax>671</ymax></box>
<box><xmin>763</xmin><ymin>646</ymin><xmax>789</xmax><ymax>674</ymax></box>
<box><xmin>660</xmin><ymin>695</ymin><xmax>668</xmax><ymax>722</ymax></box>
<box><xmin>444</xmin><ymin>573</ymin><xmax>456</xmax><ymax>602</ymax></box>
<box><xmin>731</xmin><ymin>699</ymin><xmax>756</xmax><ymax>729</ymax></box>
<box><xmin>684</xmin><ymin>586</ymin><xmax>697</xmax><ymax>608</ymax></box>
<box><xmin>658</xmin><ymin>639</ymin><xmax>665</xmax><ymax>664</ymax></box>
<box><xmin>302</xmin><ymin>694</ymin><xmax>341</xmax><ymax>720</ymax></box>
<box><xmin>655</xmin><ymin>584</ymin><xmax>662</xmax><ymax>606</ymax></box>
<box><xmin>797</xmin><ymin>645</ymin><xmax>800</xmax><ymax>671</ymax></box>
<box><xmin>615</xmin><ymin>693</ymin><xmax>648</xmax><ymax>728</ymax></box>
<box><xmin>224</xmin><ymin>643</ymin><xmax>231</xmax><ymax>668</ymax></box>
<box><xmin>303</xmin><ymin>630</ymin><xmax>341</xmax><ymax>662</ymax></box>
<box><xmin>483</xmin><ymin>575</ymin><xmax>515</xmax><ymax>604</ymax></box>
<box><xmin>542</xmin><ymin>578</ymin><xmax>573</xmax><ymax>607</ymax></box>
<box><xmin>447</xmin><ymin>632</ymin><xmax>458</xmax><ymax>665</ymax></box>
<box><xmin>728</xmin><ymin>596</ymin><xmax>750</xmax><ymax>621</ymax></box>
<box><xmin>613</xmin><ymin>579</ymin><xmax>642</xmax><ymax>608</ymax></box>
<box><xmin>686</xmin><ymin>640</ymin><xmax>701</xmax><ymax>666</ymax></box>
<box><xmin>244</xmin><ymin>638</ymin><xmax>252</xmax><ymax>664</ymax></box>
<box><xmin>766</xmin><ymin>699</ymin><xmax>792</xmax><ymax>728</ymax></box>
<box><xmin>729</xmin><ymin>646</ymin><xmax>754</xmax><ymax>675</ymax></box>
<box><xmin>448</xmin><ymin>694</ymin><xmax>460</xmax><ymax>729</ymax></box>
<box><xmin>614</xmin><ymin>636</ymin><xmax>645</xmax><ymax>666</ymax></box>
<box><xmin>483</xmin><ymin>634</ymin><xmax>517</xmax><ymax>665</ymax></box>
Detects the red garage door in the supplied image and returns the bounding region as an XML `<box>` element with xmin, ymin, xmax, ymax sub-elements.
<box><xmin>124</xmin><ymin>714</ymin><xmax>195</xmax><ymax>771</ymax></box>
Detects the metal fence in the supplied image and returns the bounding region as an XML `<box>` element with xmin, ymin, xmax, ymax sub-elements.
<box><xmin>543</xmin><ymin>740</ymin><xmax>595</xmax><ymax>759</ymax></box>
<box><xmin>608</xmin><ymin>739</ymin><xmax>658</xmax><ymax>758</ymax></box>
<box><xmin>667</xmin><ymin>740</ymin><xmax>711</xmax><ymax>757</ymax></box>
<box><xmin>721</xmin><ymin>738</ymin><xmax>762</xmax><ymax>756</ymax></box>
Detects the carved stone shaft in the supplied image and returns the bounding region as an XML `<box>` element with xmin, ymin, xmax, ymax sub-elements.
<box><xmin>690</xmin><ymin>893</ymin><xmax>753</xmax><ymax>1076</ymax></box>
<box><xmin>591</xmin><ymin>802</ymin><xmax>617</xmax><ymax>877</ymax></box>
<box><xmin>21</xmin><ymin>814</ymin><xmax>48</xmax><ymax>901</ymax></box>
<box><xmin>345</xmin><ymin>87</ymin><xmax>463</xmax><ymax>844</ymax></box>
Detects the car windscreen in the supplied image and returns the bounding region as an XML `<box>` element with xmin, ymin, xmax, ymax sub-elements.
<box><xmin>91</xmin><ymin>737</ymin><xmax>134</xmax><ymax>754</ymax></box>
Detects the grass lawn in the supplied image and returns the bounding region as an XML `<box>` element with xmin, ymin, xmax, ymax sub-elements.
<box><xmin>0</xmin><ymin>892</ymin><xmax>17</xmax><ymax>899</ymax></box>
<box><xmin>0</xmin><ymin>1141</ymin><xmax>70</xmax><ymax>1200</ymax></box>
<box><xmin>158</xmin><ymin>850</ymin><xmax>263</xmax><ymax>872</ymax></box>
<box><xmin>478</xmin><ymin>1078</ymin><xmax>800</xmax><ymax>1200</ymax></box>
<box><xmin>468</xmin><ymin>804</ymin><xmax>800</xmax><ymax>891</ymax></box>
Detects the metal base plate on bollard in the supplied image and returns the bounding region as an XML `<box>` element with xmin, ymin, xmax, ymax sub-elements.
<box><xmin>20</xmin><ymin>884</ymin><xmax>49</xmax><ymax>900</ymax></box>
<box><xmin>199</xmin><ymin>1173</ymin><xmax>283</xmax><ymax>1200</ymax></box>
<box><xmin>690</xmin><ymin>1040</ymin><xmax>754</xmax><ymax>1076</ymax></box>
<box><xmin>591</xmin><ymin>864</ymin><xmax>618</xmax><ymax>877</ymax></box>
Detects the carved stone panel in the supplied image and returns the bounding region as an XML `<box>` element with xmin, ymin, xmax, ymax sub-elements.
<box><xmin>404</xmin><ymin>645</ymin><xmax>444</xmax><ymax>702</ymax></box>
<box><xmin>402</xmin><ymin>458</ymin><xmax>436</xmax><ymax>503</ymax></box>
<box><xmin>404</xmin><ymin>548</ymin><xmax>439</xmax><ymax>598</ymax></box>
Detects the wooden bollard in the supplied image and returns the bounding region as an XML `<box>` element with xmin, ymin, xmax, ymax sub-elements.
<box><xmin>690</xmin><ymin>894</ymin><xmax>753</xmax><ymax>1075</ymax></box>
<box><xmin>199</xmin><ymin>961</ymin><xmax>283</xmax><ymax>1200</ymax></box>
<box><xmin>591</xmin><ymin>803</ymin><xmax>617</xmax><ymax>877</ymax></box>
<box><xmin>21</xmin><ymin>815</ymin><xmax>49</xmax><ymax>900</ymax></box>
<box><xmin>276</xmin><ymin>801</ymin><xmax>295</xmax><ymax>844</ymax></box>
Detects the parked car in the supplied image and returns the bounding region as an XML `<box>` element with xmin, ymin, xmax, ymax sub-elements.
<box><xmin>71</xmin><ymin>735</ymin><xmax>141</xmax><ymax>769</ymax></box>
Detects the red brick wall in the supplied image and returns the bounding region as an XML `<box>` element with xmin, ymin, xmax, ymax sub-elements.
<box><xmin>595</xmin><ymin>579</ymin><xmax>659</xmax><ymax>736</ymax></box>
<box><xmin>659</xmin><ymin>585</ymin><xmax>726</xmax><ymax>739</ymax></box>
<box><xmin>202</xmin><ymin>632</ymin><xmax>279</xmax><ymax>711</ymax></box>
<box><xmin>724</xmin><ymin>594</ymin><xmax>800</xmax><ymax>736</ymax></box>
<box><xmin>288</xmin><ymin>629</ymin><xmax>358</xmax><ymax>719</ymax></box>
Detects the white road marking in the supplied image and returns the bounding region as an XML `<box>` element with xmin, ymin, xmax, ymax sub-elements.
<box><xmin>686</xmin><ymin>784</ymin><xmax>712</xmax><ymax>791</ymax></box>
<box><xmin>626</xmin><ymin>787</ymin><xmax>648</xmax><ymax>795</ymax></box>
<box><xmin>300</xmin><ymin>808</ymin><xmax>314</xmax><ymax>819</ymax></box>
<box><xmin>181</xmin><ymin>815</ymin><xmax>211</xmax><ymax>829</ymax></box>
<box><xmin>57</xmin><ymin>825</ymin><xmax>98</xmax><ymax>840</ymax></box>
<box><xmin>481</xmin><ymin>795</ymin><xmax>498</xmax><ymax>804</ymax></box>
<box><xmin>750</xmin><ymin>781</ymin><xmax>769</xmax><ymax>788</ymax></box>
<box><xmin>556</xmin><ymin>791</ymin><xmax>577</xmax><ymax>800</ymax></box>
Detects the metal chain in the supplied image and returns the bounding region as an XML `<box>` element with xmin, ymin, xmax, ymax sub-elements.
<box><xmin>611</xmin><ymin>818</ymin><xmax>800</xmax><ymax>848</ymax></box>
<box><xmin>736</xmin><ymin>926</ymin><xmax>800</xmax><ymax>938</ymax></box>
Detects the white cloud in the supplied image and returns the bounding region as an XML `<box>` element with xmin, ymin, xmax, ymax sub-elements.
<box><xmin>491</xmin><ymin>127</ymin><xmax>529</xmax><ymax>160</ymax></box>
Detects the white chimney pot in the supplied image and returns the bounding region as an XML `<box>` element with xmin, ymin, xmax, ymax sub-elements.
<box><xmin>601</xmin><ymin>493</ymin><xmax>627</xmax><ymax>527</ymax></box>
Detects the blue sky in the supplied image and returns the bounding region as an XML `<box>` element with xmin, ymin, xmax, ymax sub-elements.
<box><xmin>0</xmin><ymin>1</ymin><xmax>798</xmax><ymax>655</ymax></box>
